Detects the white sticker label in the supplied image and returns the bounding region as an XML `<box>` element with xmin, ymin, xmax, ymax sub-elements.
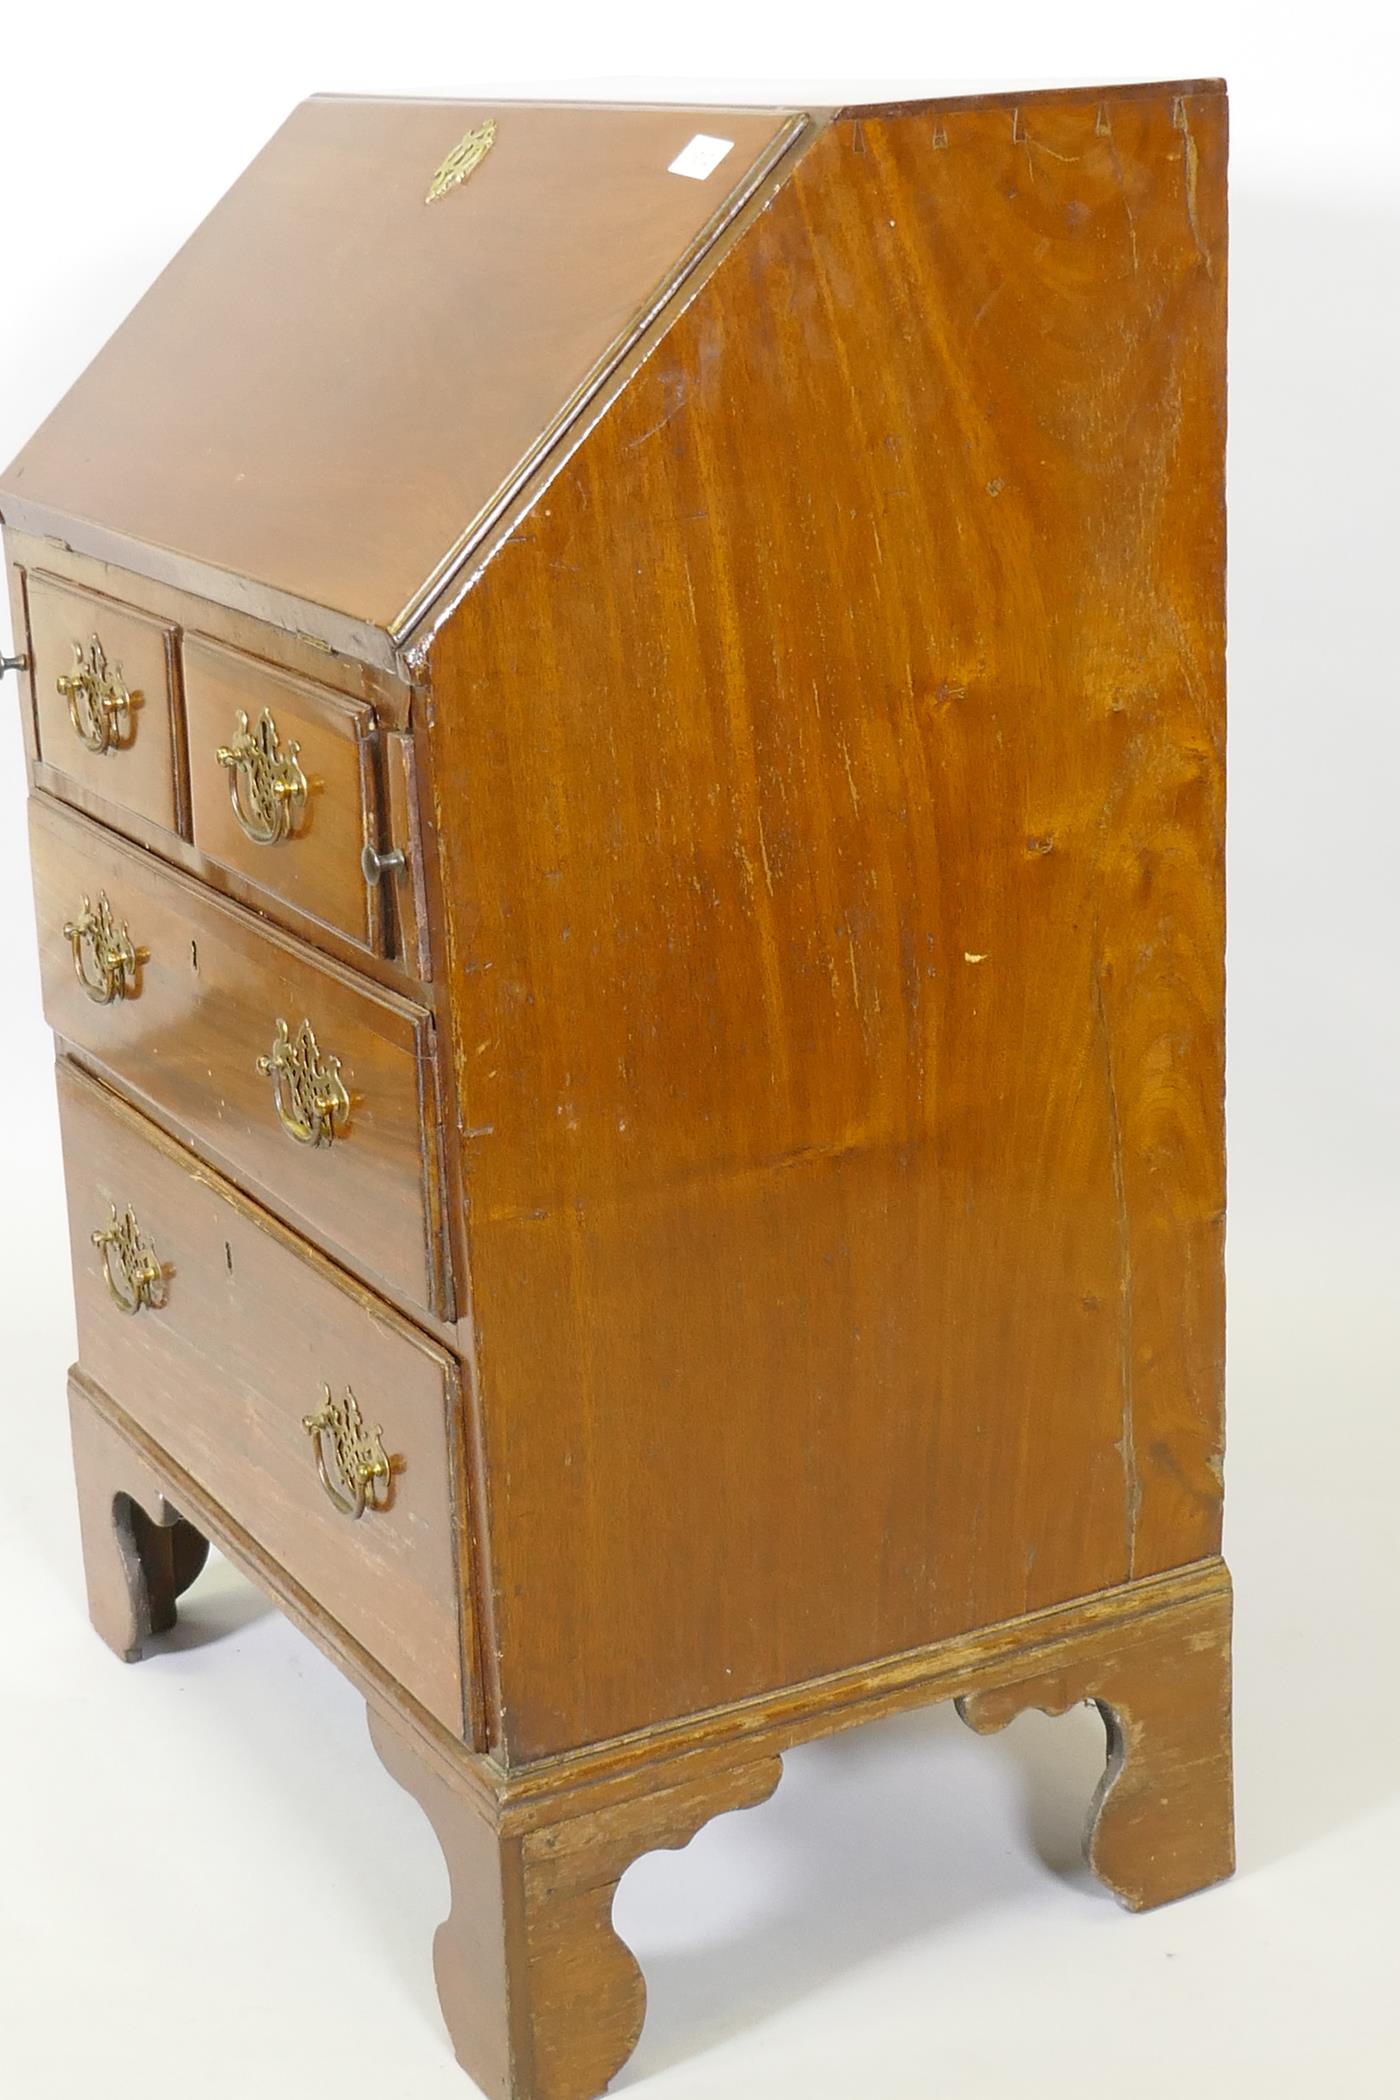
<box><xmin>668</xmin><ymin>133</ymin><xmax>736</xmax><ymax>181</ymax></box>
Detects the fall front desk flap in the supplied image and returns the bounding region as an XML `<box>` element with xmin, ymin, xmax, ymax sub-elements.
<box><xmin>0</xmin><ymin>98</ymin><xmax>802</xmax><ymax>650</ymax></box>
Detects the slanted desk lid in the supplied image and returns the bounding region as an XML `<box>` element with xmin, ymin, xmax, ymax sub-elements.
<box><xmin>0</xmin><ymin>98</ymin><xmax>803</xmax><ymax>653</ymax></box>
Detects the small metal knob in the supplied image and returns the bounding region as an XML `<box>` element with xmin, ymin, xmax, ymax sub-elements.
<box><xmin>361</xmin><ymin>842</ymin><xmax>407</xmax><ymax>885</ymax></box>
<box><xmin>0</xmin><ymin>653</ymin><xmax>26</xmax><ymax>677</ymax></box>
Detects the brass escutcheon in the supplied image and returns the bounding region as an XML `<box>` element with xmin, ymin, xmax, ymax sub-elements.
<box><xmin>302</xmin><ymin>1385</ymin><xmax>392</xmax><ymax>1519</ymax></box>
<box><xmin>92</xmin><ymin>1203</ymin><xmax>164</xmax><ymax>1315</ymax></box>
<box><xmin>217</xmin><ymin>708</ymin><xmax>307</xmax><ymax>844</ymax></box>
<box><xmin>64</xmin><ymin>891</ymin><xmax>138</xmax><ymax>1004</ymax></box>
<box><xmin>257</xmin><ymin>1017</ymin><xmax>349</xmax><ymax>1146</ymax></box>
<box><xmin>425</xmin><ymin>117</ymin><xmax>496</xmax><ymax>203</ymax></box>
<box><xmin>58</xmin><ymin>636</ymin><xmax>133</xmax><ymax>754</ymax></box>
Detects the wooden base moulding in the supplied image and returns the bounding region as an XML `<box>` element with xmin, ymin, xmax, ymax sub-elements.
<box><xmin>69</xmin><ymin>1372</ymin><xmax>1235</xmax><ymax>2100</ymax></box>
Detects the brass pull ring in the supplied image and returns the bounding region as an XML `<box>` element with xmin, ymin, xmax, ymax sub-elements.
<box><xmin>92</xmin><ymin>1203</ymin><xmax>164</xmax><ymax>1315</ymax></box>
<box><xmin>302</xmin><ymin>1386</ymin><xmax>392</xmax><ymax>1519</ymax></box>
<box><xmin>257</xmin><ymin>1017</ymin><xmax>349</xmax><ymax>1146</ymax></box>
<box><xmin>64</xmin><ymin>891</ymin><xmax>137</xmax><ymax>1004</ymax></box>
<box><xmin>217</xmin><ymin>708</ymin><xmax>307</xmax><ymax>844</ymax></box>
<box><xmin>58</xmin><ymin>636</ymin><xmax>132</xmax><ymax>754</ymax></box>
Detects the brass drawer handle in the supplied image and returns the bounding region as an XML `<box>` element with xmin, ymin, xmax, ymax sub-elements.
<box><xmin>217</xmin><ymin>707</ymin><xmax>307</xmax><ymax>844</ymax></box>
<box><xmin>303</xmin><ymin>1385</ymin><xmax>392</xmax><ymax>1519</ymax></box>
<box><xmin>92</xmin><ymin>1203</ymin><xmax>164</xmax><ymax>1314</ymax></box>
<box><xmin>64</xmin><ymin>891</ymin><xmax>138</xmax><ymax>1004</ymax></box>
<box><xmin>58</xmin><ymin>635</ymin><xmax>132</xmax><ymax>754</ymax></box>
<box><xmin>257</xmin><ymin>1017</ymin><xmax>349</xmax><ymax>1146</ymax></box>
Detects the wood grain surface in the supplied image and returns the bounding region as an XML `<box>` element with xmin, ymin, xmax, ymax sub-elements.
<box><xmin>31</xmin><ymin>794</ymin><xmax>450</xmax><ymax>1318</ymax></box>
<box><xmin>59</xmin><ymin>1061</ymin><xmax>470</xmax><ymax>1734</ymax></box>
<box><xmin>26</xmin><ymin>569</ymin><xmax>185</xmax><ymax>838</ymax></box>
<box><xmin>8</xmin><ymin>528</ymin><xmax>418</xmax><ymax>719</ymax></box>
<box><xmin>426</xmin><ymin>82</ymin><xmax>1229</xmax><ymax>1760</ymax></box>
<box><xmin>69</xmin><ymin>1387</ymin><xmax>212</xmax><ymax>1663</ymax></box>
<box><xmin>12</xmin><ymin>82</ymin><xmax>1235</xmax><ymax>2100</ymax></box>
<box><xmin>370</xmin><ymin>1702</ymin><xmax>783</xmax><ymax>2100</ymax></box>
<box><xmin>384</xmin><ymin>728</ymin><xmax>432</xmax><ymax>979</ymax></box>
<box><xmin>0</xmin><ymin>100</ymin><xmax>802</xmax><ymax>640</ymax></box>
<box><xmin>958</xmin><ymin>1567</ymin><xmax>1235</xmax><ymax>1910</ymax></box>
<box><xmin>365</xmin><ymin>1557</ymin><xmax>1230</xmax><ymax>2099</ymax></box>
<box><xmin>68</xmin><ymin>1358</ymin><xmax>1232</xmax><ymax>2099</ymax></box>
<box><xmin>184</xmin><ymin>634</ymin><xmax>386</xmax><ymax>953</ymax></box>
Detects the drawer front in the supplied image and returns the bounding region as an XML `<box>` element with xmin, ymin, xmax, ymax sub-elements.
<box><xmin>31</xmin><ymin>795</ymin><xmax>449</xmax><ymax>1318</ymax></box>
<box><xmin>27</xmin><ymin>571</ymin><xmax>184</xmax><ymax>837</ymax></box>
<box><xmin>184</xmin><ymin>636</ymin><xmax>389</xmax><ymax>955</ymax></box>
<box><xmin>57</xmin><ymin>1061</ymin><xmax>469</xmax><ymax>1736</ymax></box>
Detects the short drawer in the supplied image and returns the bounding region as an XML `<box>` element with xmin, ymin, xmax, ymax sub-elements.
<box><xmin>30</xmin><ymin>794</ymin><xmax>450</xmax><ymax>1319</ymax></box>
<box><xmin>26</xmin><ymin>571</ymin><xmax>184</xmax><ymax>838</ymax></box>
<box><xmin>185</xmin><ymin>635</ymin><xmax>398</xmax><ymax>957</ymax></box>
<box><xmin>57</xmin><ymin>1061</ymin><xmax>471</xmax><ymax>1737</ymax></box>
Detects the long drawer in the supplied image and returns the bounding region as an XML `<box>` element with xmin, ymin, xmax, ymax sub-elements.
<box><xmin>57</xmin><ymin>1060</ymin><xmax>472</xmax><ymax>1738</ymax></box>
<box><xmin>30</xmin><ymin>794</ymin><xmax>450</xmax><ymax>1319</ymax></box>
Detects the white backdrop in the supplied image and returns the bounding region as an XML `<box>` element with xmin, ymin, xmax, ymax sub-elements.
<box><xmin>1</xmin><ymin>5</ymin><xmax>1396</xmax><ymax>2096</ymax></box>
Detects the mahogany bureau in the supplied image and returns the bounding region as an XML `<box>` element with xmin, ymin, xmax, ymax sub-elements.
<box><xmin>2</xmin><ymin>81</ymin><xmax>1233</xmax><ymax>2097</ymax></box>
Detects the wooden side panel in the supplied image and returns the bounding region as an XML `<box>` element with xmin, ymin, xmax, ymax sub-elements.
<box><xmin>429</xmin><ymin>84</ymin><xmax>1228</xmax><ymax>1760</ymax></box>
<box><xmin>58</xmin><ymin>1062</ymin><xmax>471</xmax><ymax>1737</ymax></box>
